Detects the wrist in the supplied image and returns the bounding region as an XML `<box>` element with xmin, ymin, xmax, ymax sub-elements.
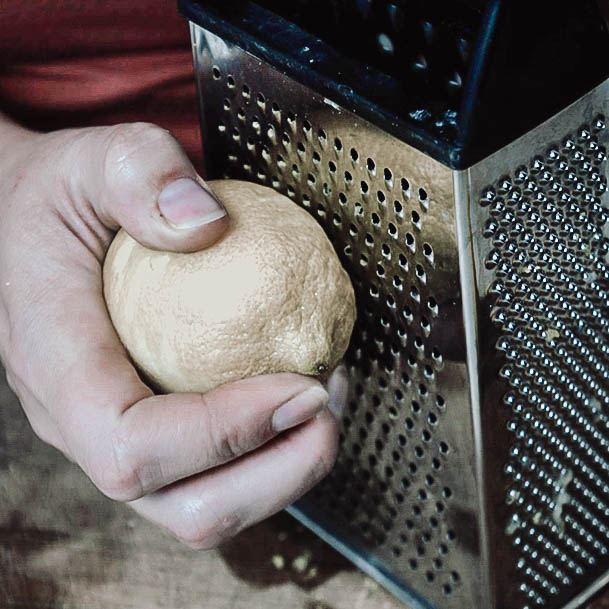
<box><xmin>0</xmin><ymin>112</ymin><xmax>40</xmax><ymax>161</ymax></box>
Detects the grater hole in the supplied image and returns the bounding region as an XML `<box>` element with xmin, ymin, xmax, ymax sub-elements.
<box><xmin>241</xmin><ymin>84</ymin><xmax>251</xmax><ymax>100</ymax></box>
<box><xmin>212</xmin><ymin>65</ymin><xmax>221</xmax><ymax>79</ymax></box>
<box><xmin>394</xmin><ymin>200</ymin><xmax>403</xmax><ymax>215</ymax></box>
<box><xmin>227</xmin><ymin>74</ymin><xmax>235</xmax><ymax>88</ymax></box>
<box><xmin>423</xmin><ymin>242</ymin><xmax>434</xmax><ymax>264</ymax></box>
<box><xmin>401</xmin><ymin>177</ymin><xmax>411</xmax><ymax>194</ymax></box>
<box><xmin>367</xmin><ymin>157</ymin><xmax>376</xmax><ymax>173</ymax></box>
<box><xmin>388</xmin><ymin>222</ymin><xmax>398</xmax><ymax>237</ymax></box>
<box><xmin>318</xmin><ymin>128</ymin><xmax>328</xmax><ymax>146</ymax></box>
<box><xmin>361</xmin><ymin>181</ymin><xmax>369</xmax><ymax>194</ymax></box>
<box><xmin>412</xmin><ymin>210</ymin><xmax>421</xmax><ymax>229</ymax></box>
<box><xmin>377</xmin><ymin>190</ymin><xmax>386</xmax><ymax>204</ymax></box>
<box><xmin>418</xmin><ymin>187</ymin><xmax>428</xmax><ymax>201</ymax></box>
<box><xmin>334</xmin><ymin>137</ymin><xmax>343</xmax><ymax>152</ymax></box>
<box><xmin>350</xmin><ymin>147</ymin><xmax>359</xmax><ymax>162</ymax></box>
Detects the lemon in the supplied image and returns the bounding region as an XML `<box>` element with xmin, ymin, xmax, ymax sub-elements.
<box><xmin>103</xmin><ymin>179</ymin><xmax>356</xmax><ymax>394</ymax></box>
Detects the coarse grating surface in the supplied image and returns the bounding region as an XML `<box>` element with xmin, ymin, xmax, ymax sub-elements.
<box><xmin>478</xmin><ymin>116</ymin><xmax>609</xmax><ymax>609</ymax></box>
<box><xmin>193</xmin><ymin>25</ymin><xmax>483</xmax><ymax>609</ymax></box>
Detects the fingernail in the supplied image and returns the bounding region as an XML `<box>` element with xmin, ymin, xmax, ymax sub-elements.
<box><xmin>272</xmin><ymin>386</ymin><xmax>329</xmax><ymax>433</ymax></box>
<box><xmin>327</xmin><ymin>365</ymin><xmax>349</xmax><ymax>419</ymax></box>
<box><xmin>158</xmin><ymin>178</ymin><xmax>226</xmax><ymax>229</ymax></box>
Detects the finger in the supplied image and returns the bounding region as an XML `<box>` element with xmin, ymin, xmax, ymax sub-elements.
<box><xmin>103</xmin><ymin>373</ymin><xmax>328</xmax><ymax>498</ymax></box>
<box><xmin>129</xmin><ymin>409</ymin><xmax>339</xmax><ymax>550</ymax></box>
<box><xmin>326</xmin><ymin>364</ymin><xmax>349</xmax><ymax>420</ymax></box>
<box><xmin>63</xmin><ymin>122</ymin><xmax>229</xmax><ymax>253</ymax></box>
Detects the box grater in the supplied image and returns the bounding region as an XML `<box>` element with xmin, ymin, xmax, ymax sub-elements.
<box><xmin>179</xmin><ymin>1</ymin><xmax>609</xmax><ymax>607</ymax></box>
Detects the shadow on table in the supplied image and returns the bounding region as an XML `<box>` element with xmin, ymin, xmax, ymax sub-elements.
<box><xmin>219</xmin><ymin>510</ymin><xmax>356</xmax><ymax>590</ymax></box>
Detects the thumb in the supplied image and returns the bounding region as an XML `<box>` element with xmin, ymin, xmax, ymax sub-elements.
<box><xmin>67</xmin><ymin>122</ymin><xmax>229</xmax><ymax>253</ymax></box>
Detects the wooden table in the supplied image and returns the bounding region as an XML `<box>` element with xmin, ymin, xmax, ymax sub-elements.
<box><xmin>1</xmin><ymin>371</ymin><xmax>607</xmax><ymax>609</ymax></box>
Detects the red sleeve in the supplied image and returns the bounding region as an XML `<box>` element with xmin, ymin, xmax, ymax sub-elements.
<box><xmin>0</xmin><ymin>1</ymin><xmax>203</xmax><ymax>169</ymax></box>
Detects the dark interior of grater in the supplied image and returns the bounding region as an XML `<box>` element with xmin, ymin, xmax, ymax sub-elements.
<box><xmin>185</xmin><ymin>0</ymin><xmax>609</xmax><ymax>167</ymax></box>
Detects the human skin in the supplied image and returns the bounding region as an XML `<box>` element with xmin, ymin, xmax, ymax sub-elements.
<box><xmin>0</xmin><ymin>112</ymin><xmax>346</xmax><ymax>549</ymax></box>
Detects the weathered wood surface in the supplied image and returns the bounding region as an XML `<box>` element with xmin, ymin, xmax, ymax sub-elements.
<box><xmin>0</xmin><ymin>370</ymin><xmax>607</xmax><ymax>609</ymax></box>
<box><xmin>0</xmin><ymin>371</ymin><xmax>402</xmax><ymax>609</ymax></box>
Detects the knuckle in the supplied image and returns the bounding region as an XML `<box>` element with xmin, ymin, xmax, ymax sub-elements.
<box><xmin>104</xmin><ymin>122</ymin><xmax>176</xmax><ymax>172</ymax></box>
<box><xmin>202</xmin><ymin>395</ymin><xmax>259</xmax><ymax>464</ymax></box>
<box><xmin>175</xmin><ymin>506</ymin><xmax>243</xmax><ymax>551</ymax></box>
<box><xmin>90</xmin><ymin>428</ymin><xmax>144</xmax><ymax>502</ymax></box>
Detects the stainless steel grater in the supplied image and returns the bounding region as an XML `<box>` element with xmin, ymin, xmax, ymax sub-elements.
<box><xmin>180</xmin><ymin>2</ymin><xmax>609</xmax><ymax>608</ymax></box>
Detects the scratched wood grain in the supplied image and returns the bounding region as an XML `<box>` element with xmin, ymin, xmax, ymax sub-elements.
<box><xmin>0</xmin><ymin>369</ymin><xmax>607</xmax><ymax>609</ymax></box>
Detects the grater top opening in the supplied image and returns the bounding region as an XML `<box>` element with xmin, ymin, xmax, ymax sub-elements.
<box><xmin>179</xmin><ymin>0</ymin><xmax>609</xmax><ymax>169</ymax></box>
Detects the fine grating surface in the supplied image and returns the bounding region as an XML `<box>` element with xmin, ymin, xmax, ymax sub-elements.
<box><xmin>479</xmin><ymin>117</ymin><xmax>609</xmax><ymax>609</ymax></box>
<box><xmin>195</xmin><ymin>32</ymin><xmax>481</xmax><ymax>607</ymax></box>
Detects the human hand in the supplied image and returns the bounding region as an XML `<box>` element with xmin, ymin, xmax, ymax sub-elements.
<box><xmin>0</xmin><ymin>118</ymin><xmax>346</xmax><ymax>548</ymax></box>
